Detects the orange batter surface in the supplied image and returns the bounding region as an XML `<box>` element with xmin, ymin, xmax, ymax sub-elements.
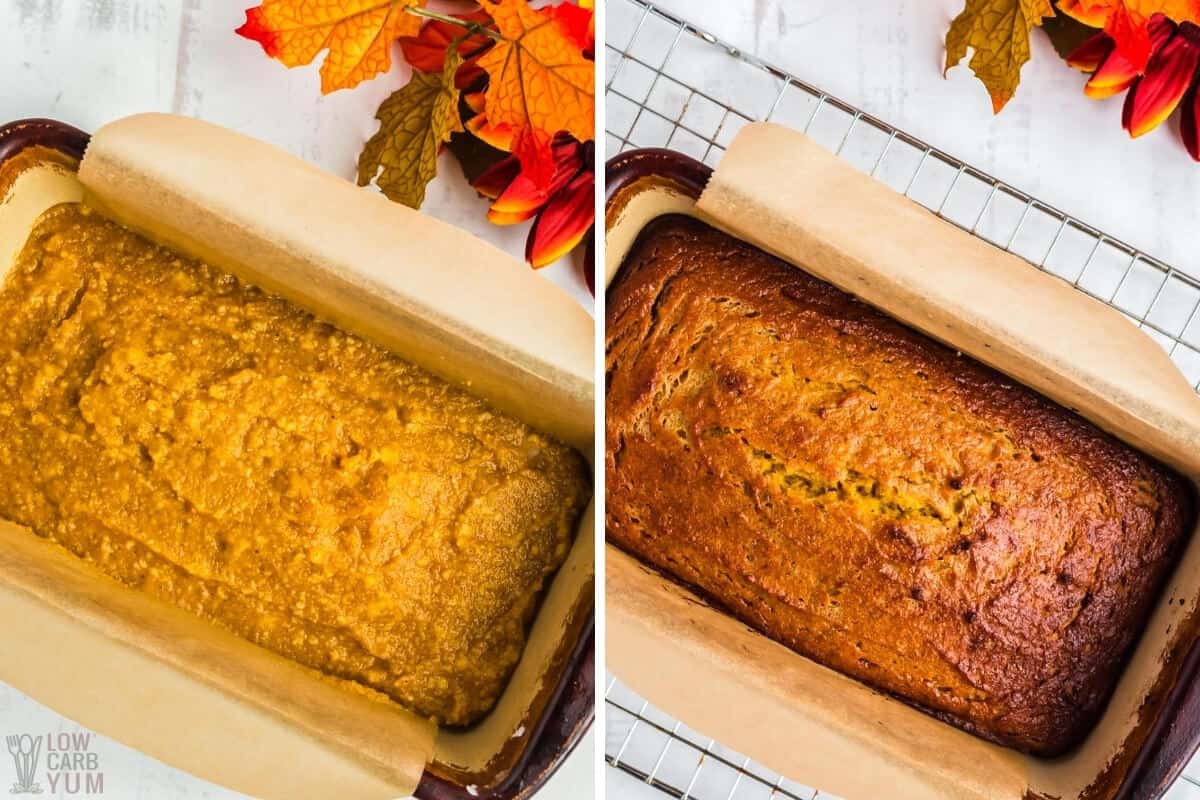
<box><xmin>0</xmin><ymin>203</ymin><xmax>589</xmax><ymax>725</ymax></box>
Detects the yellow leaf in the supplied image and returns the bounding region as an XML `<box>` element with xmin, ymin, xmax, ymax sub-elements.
<box><xmin>945</xmin><ymin>0</ymin><xmax>1055</xmax><ymax>112</ymax></box>
<box><xmin>237</xmin><ymin>0</ymin><xmax>426</xmax><ymax>93</ymax></box>
<box><xmin>357</xmin><ymin>51</ymin><xmax>464</xmax><ymax>209</ymax></box>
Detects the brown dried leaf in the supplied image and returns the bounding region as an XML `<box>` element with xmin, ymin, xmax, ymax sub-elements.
<box><xmin>945</xmin><ymin>0</ymin><xmax>1056</xmax><ymax>112</ymax></box>
<box><xmin>357</xmin><ymin>51</ymin><xmax>464</xmax><ymax>208</ymax></box>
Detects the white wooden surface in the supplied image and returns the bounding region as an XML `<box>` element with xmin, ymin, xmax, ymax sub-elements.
<box><xmin>642</xmin><ymin>0</ymin><xmax>1200</xmax><ymax>282</ymax></box>
<box><xmin>0</xmin><ymin>1</ymin><xmax>593</xmax><ymax>799</ymax></box>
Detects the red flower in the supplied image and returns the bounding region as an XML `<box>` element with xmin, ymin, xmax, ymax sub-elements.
<box><xmin>1069</xmin><ymin>15</ymin><xmax>1200</xmax><ymax>159</ymax></box>
<box><xmin>472</xmin><ymin>134</ymin><xmax>594</xmax><ymax>268</ymax></box>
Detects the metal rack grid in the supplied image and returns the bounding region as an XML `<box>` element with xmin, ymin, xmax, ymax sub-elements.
<box><xmin>606</xmin><ymin>675</ymin><xmax>844</xmax><ymax>800</ymax></box>
<box><xmin>604</xmin><ymin>1</ymin><xmax>1200</xmax><ymax>798</ymax></box>
<box><xmin>605</xmin><ymin>0</ymin><xmax>1200</xmax><ymax>394</ymax></box>
<box><xmin>607</xmin><ymin>679</ymin><xmax>1200</xmax><ymax>800</ymax></box>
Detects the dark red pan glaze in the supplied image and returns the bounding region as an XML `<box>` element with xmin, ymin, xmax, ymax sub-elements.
<box><xmin>417</xmin><ymin>630</ymin><xmax>595</xmax><ymax>800</ymax></box>
<box><xmin>605</xmin><ymin>147</ymin><xmax>712</xmax><ymax>204</ymax></box>
<box><xmin>605</xmin><ymin>146</ymin><xmax>1200</xmax><ymax>800</ymax></box>
<box><xmin>0</xmin><ymin>118</ymin><xmax>89</xmax><ymax>162</ymax></box>
<box><xmin>0</xmin><ymin>116</ymin><xmax>594</xmax><ymax>800</ymax></box>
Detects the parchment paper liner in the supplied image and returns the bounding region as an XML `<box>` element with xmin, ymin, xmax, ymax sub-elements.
<box><xmin>0</xmin><ymin>113</ymin><xmax>595</xmax><ymax>800</ymax></box>
<box><xmin>605</xmin><ymin>123</ymin><xmax>1200</xmax><ymax>800</ymax></box>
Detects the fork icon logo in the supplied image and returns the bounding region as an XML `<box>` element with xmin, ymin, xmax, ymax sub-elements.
<box><xmin>5</xmin><ymin>735</ymin><xmax>42</xmax><ymax>795</ymax></box>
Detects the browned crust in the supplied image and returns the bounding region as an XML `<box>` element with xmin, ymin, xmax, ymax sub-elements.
<box><xmin>605</xmin><ymin>215</ymin><xmax>1196</xmax><ymax>756</ymax></box>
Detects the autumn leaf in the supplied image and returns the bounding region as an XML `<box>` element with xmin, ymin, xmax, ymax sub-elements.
<box><xmin>476</xmin><ymin>0</ymin><xmax>595</xmax><ymax>189</ymax></box>
<box><xmin>526</xmin><ymin>167</ymin><xmax>592</xmax><ymax>268</ymax></box>
<box><xmin>945</xmin><ymin>0</ymin><xmax>1055</xmax><ymax>112</ymax></box>
<box><xmin>398</xmin><ymin>9</ymin><xmax>494</xmax><ymax>89</ymax></box>
<box><xmin>469</xmin><ymin>134</ymin><xmax>594</xmax><ymax>268</ymax></box>
<box><xmin>463</xmin><ymin>89</ymin><xmax>516</xmax><ymax>151</ymax></box>
<box><xmin>547</xmin><ymin>1</ymin><xmax>595</xmax><ymax>54</ymax></box>
<box><xmin>1100</xmin><ymin>4</ymin><xmax>1154</xmax><ymax>68</ymax></box>
<box><xmin>1069</xmin><ymin>14</ymin><xmax>1176</xmax><ymax>98</ymax></box>
<box><xmin>236</xmin><ymin>0</ymin><xmax>426</xmax><ymax>93</ymax></box>
<box><xmin>483</xmin><ymin>134</ymin><xmax>585</xmax><ymax>223</ymax></box>
<box><xmin>1059</xmin><ymin>0</ymin><xmax>1200</xmax><ymax>68</ymax></box>
<box><xmin>356</xmin><ymin>51</ymin><xmax>464</xmax><ymax>208</ymax></box>
<box><xmin>1060</xmin><ymin>0</ymin><xmax>1200</xmax><ymax>28</ymax></box>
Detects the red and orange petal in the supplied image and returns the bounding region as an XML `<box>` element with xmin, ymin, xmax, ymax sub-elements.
<box><xmin>527</xmin><ymin>170</ymin><xmax>594</xmax><ymax>269</ymax></box>
<box><xmin>489</xmin><ymin>208</ymin><xmax>539</xmax><ymax>225</ymax></box>
<box><xmin>510</xmin><ymin>129</ymin><xmax>559</xmax><ymax>192</ymax></box>
<box><xmin>1124</xmin><ymin>24</ymin><xmax>1200</xmax><ymax>137</ymax></box>
<box><xmin>1087</xmin><ymin>59</ymin><xmax>1138</xmax><ymax>98</ymax></box>
<box><xmin>1086</xmin><ymin>16</ymin><xmax>1176</xmax><ymax>98</ymax></box>
<box><xmin>471</xmin><ymin>154</ymin><xmax>523</xmax><ymax>200</ymax></box>
<box><xmin>487</xmin><ymin>138</ymin><xmax>584</xmax><ymax>223</ymax></box>
<box><xmin>1183</xmin><ymin>83</ymin><xmax>1200</xmax><ymax>159</ymax></box>
<box><xmin>1068</xmin><ymin>31</ymin><xmax>1114</xmax><ymax>72</ymax></box>
<box><xmin>463</xmin><ymin>91</ymin><xmax>487</xmax><ymax>117</ymax></box>
<box><xmin>1106</xmin><ymin>4</ymin><xmax>1153</xmax><ymax>70</ymax></box>
<box><xmin>467</xmin><ymin>114</ymin><xmax>515</xmax><ymax>152</ymax></box>
<box><xmin>487</xmin><ymin>191</ymin><xmax>542</xmax><ymax>224</ymax></box>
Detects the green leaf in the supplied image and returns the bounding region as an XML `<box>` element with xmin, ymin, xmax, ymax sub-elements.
<box><xmin>945</xmin><ymin>0</ymin><xmax>1055</xmax><ymax>112</ymax></box>
<box><xmin>357</xmin><ymin>50</ymin><xmax>464</xmax><ymax>209</ymax></box>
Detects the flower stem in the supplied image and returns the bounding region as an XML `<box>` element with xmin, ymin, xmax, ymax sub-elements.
<box><xmin>404</xmin><ymin>6</ymin><xmax>502</xmax><ymax>40</ymax></box>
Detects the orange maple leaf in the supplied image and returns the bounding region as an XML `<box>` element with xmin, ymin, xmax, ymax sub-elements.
<box><xmin>237</xmin><ymin>0</ymin><xmax>427</xmax><ymax>94</ymax></box>
<box><xmin>1059</xmin><ymin>0</ymin><xmax>1200</xmax><ymax>68</ymax></box>
<box><xmin>547</xmin><ymin>1</ymin><xmax>595</xmax><ymax>54</ymax></box>
<box><xmin>476</xmin><ymin>0</ymin><xmax>595</xmax><ymax>189</ymax></box>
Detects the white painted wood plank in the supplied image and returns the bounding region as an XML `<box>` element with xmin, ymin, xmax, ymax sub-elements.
<box><xmin>0</xmin><ymin>0</ymin><xmax>182</xmax><ymax>130</ymax></box>
<box><xmin>644</xmin><ymin>0</ymin><xmax>1200</xmax><ymax>281</ymax></box>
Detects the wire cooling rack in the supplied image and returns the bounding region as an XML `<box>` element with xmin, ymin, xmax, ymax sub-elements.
<box><xmin>606</xmin><ymin>674</ymin><xmax>843</xmax><ymax>800</ymax></box>
<box><xmin>605</xmin><ymin>0</ymin><xmax>1200</xmax><ymax>394</ymax></box>
<box><xmin>604</xmin><ymin>1</ymin><xmax>1200</xmax><ymax>798</ymax></box>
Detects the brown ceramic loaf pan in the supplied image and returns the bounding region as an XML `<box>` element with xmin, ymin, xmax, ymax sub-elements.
<box><xmin>0</xmin><ymin>116</ymin><xmax>593</xmax><ymax>800</ymax></box>
<box><xmin>417</xmin><ymin>628</ymin><xmax>594</xmax><ymax>800</ymax></box>
<box><xmin>605</xmin><ymin>145</ymin><xmax>1200</xmax><ymax>800</ymax></box>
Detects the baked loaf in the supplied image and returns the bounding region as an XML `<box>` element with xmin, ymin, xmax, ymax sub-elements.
<box><xmin>605</xmin><ymin>215</ymin><xmax>1194</xmax><ymax>755</ymax></box>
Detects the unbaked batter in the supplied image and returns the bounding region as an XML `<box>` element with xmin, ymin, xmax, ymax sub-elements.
<box><xmin>0</xmin><ymin>203</ymin><xmax>589</xmax><ymax>726</ymax></box>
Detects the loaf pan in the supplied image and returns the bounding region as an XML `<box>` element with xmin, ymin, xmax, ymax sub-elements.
<box><xmin>0</xmin><ymin>114</ymin><xmax>594</xmax><ymax>800</ymax></box>
<box><xmin>605</xmin><ymin>131</ymin><xmax>1200</xmax><ymax>800</ymax></box>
